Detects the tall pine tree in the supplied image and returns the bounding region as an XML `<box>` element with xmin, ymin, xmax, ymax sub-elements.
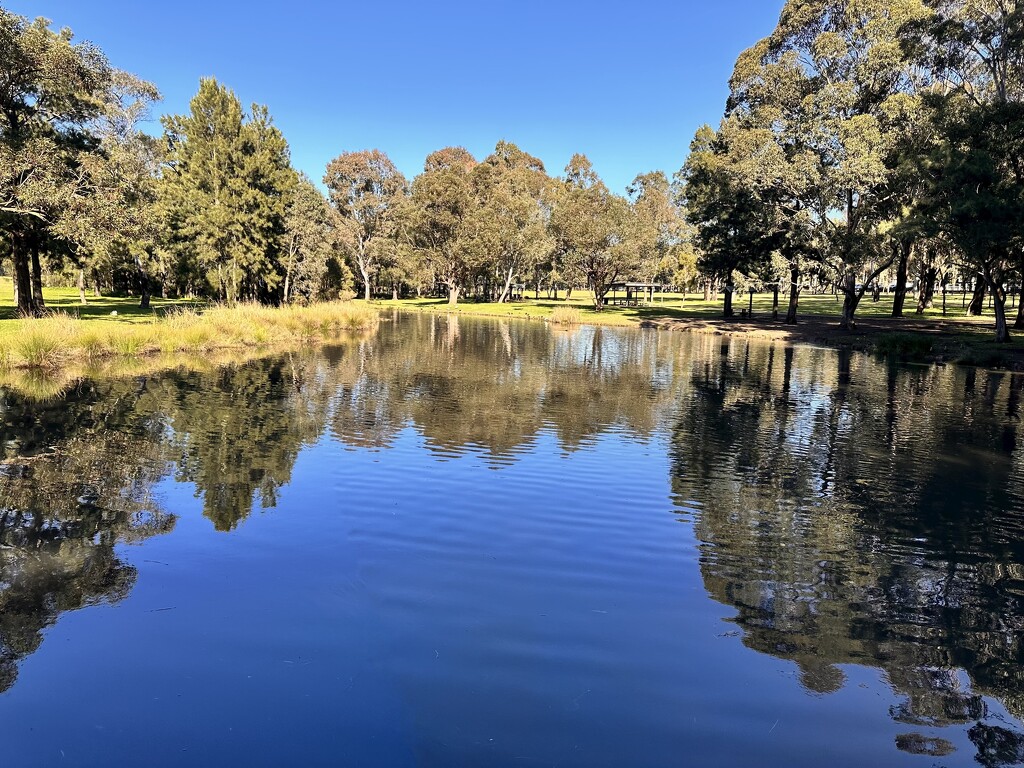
<box><xmin>159</xmin><ymin>78</ymin><xmax>296</xmax><ymax>302</ymax></box>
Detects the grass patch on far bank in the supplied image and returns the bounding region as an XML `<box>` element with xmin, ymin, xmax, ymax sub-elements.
<box><xmin>375</xmin><ymin>289</ymin><xmax>1005</xmax><ymax>328</ymax></box>
<box><xmin>0</xmin><ymin>301</ymin><xmax>379</xmax><ymax>370</ymax></box>
<box><xmin>375</xmin><ymin>296</ymin><xmax>637</xmax><ymax>327</ymax></box>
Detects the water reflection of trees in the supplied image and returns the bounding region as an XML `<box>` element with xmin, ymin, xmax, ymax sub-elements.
<box><xmin>328</xmin><ymin>313</ymin><xmax>683</xmax><ymax>460</ymax></box>
<box><xmin>669</xmin><ymin>338</ymin><xmax>1024</xmax><ymax>763</ymax></box>
<box><xmin>0</xmin><ymin>380</ymin><xmax>175</xmax><ymax>693</ymax></box>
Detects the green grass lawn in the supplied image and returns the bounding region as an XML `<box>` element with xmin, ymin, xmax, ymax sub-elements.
<box><xmin>2</xmin><ymin>277</ymin><xmax>1003</xmax><ymax>330</ymax></box>
<box><xmin>375</xmin><ymin>288</ymin><xmax>1001</xmax><ymax>328</ymax></box>
<box><xmin>0</xmin><ymin>277</ymin><xmax>199</xmax><ymax>324</ymax></box>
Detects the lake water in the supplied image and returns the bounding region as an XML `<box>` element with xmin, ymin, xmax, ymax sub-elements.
<box><xmin>2</xmin><ymin>312</ymin><xmax>1024</xmax><ymax>767</ymax></box>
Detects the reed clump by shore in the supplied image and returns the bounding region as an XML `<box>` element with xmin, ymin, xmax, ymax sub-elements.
<box><xmin>548</xmin><ymin>306</ymin><xmax>582</xmax><ymax>327</ymax></box>
<box><xmin>0</xmin><ymin>302</ymin><xmax>379</xmax><ymax>370</ymax></box>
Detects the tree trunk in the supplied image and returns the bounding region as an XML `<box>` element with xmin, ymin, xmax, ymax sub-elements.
<box><xmin>916</xmin><ymin>265</ymin><xmax>937</xmax><ymax>314</ymax></box>
<box><xmin>840</xmin><ymin>293</ymin><xmax>861</xmax><ymax>330</ymax></box>
<box><xmin>723</xmin><ymin>285</ymin><xmax>734</xmax><ymax>317</ymax></box>
<box><xmin>10</xmin><ymin>229</ymin><xmax>39</xmax><ymax>317</ymax></box>
<box><xmin>448</xmin><ymin>283</ymin><xmax>459</xmax><ymax>306</ymax></box>
<box><xmin>362</xmin><ymin>271</ymin><xmax>371</xmax><ymax>301</ymax></box>
<box><xmin>497</xmin><ymin>265</ymin><xmax>515</xmax><ymax>304</ymax></box>
<box><xmin>891</xmin><ymin>242</ymin><xmax>910</xmax><ymax>317</ymax></box>
<box><xmin>839</xmin><ymin>274</ymin><xmax>861</xmax><ymax>330</ymax></box>
<box><xmin>969</xmin><ymin>279</ymin><xmax>986</xmax><ymax>315</ymax></box>
<box><xmin>703</xmin><ymin>279</ymin><xmax>711</xmax><ymax>302</ymax></box>
<box><xmin>772</xmin><ymin>284</ymin><xmax>779</xmax><ymax>320</ymax></box>
<box><xmin>138</xmin><ymin>268</ymin><xmax>151</xmax><ymax>310</ymax></box>
<box><xmin>30</xmin><ymin>243</ymin><xmax>45</xmax><ymax>310</ymax></box>
<box><xmin>785</xmin><ymin>265</ymin><xmax>800</xmax><ymax>324</ymax></box>
<box><xmin>981</xmin><ymin>269</ymin><xmax>1010</xmax><ymax>342</ymax></box>
<box><xmin>78</xmin><ymin>269</ymin><xmax>87</xmax><ymax>304</ymax></box>
<box><xmin>993</xmin><ymin>288</ymin><xmax>1011</xmax><ymax>342</ymax></box>
<box><xmin>13</xmin><ymin>251</ymin><xmax>36</xmax><ymax>316</ymax></box>
<box><xmin>1014</xmin><ymin>294</ymin><xmax>1024</xmax><ymax>329</ymax></box>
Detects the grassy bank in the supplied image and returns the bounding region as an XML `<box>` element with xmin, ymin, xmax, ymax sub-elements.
<box><xmin>377</xmin><ymin>290</ymin><xmax>1000</xmax><ymax>325</ymax></box>
<box><xmin>0</xmin><ymin>300</ymin><xmax>379</xmax><ymax>370</ymax></box>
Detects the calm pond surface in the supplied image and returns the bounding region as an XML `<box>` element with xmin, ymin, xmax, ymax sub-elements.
<box><xmin>2</xmin><ymin>312</ymin><xmax>1024</xmax><ymax>767</ymax></box>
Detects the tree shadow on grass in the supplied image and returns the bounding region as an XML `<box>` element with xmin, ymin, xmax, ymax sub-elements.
<box><xmin>0</xmin><ymin>295</ymin><xmax>203</xmax><ymax>322</ymax></box>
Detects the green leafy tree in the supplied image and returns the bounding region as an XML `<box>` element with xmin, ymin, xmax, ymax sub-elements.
<box><xmin>404</xmin><ymin>147</ymin><xmax>478</xmax><ymax>305</ymax></box>
<box><xmin>679</xmin><ymin>126</ymin><xmax>774</xmax><ymax>317</ymax></box>
<box><xmin>159</xmin><ymin>78</ymin><xmax>296</xmax><ymax>303</ymax></box>
<box><xmin>914</xmin><ymin>101</ymin><xmax>1024</xmax><ymax>341</ymax></box>
<box><xmin>64</xmin><ymin>72</ymin><xmax>164</xmax><ymax>307</ymax></box>
<box><xmin>0</xmin><ymin>10</ymin><xmax>116</xmax><ymax>315</ymax></box>
<box><xmin>466</xmin><ymin>141</ymin><xmax>553</xmax><ymax>303</ymax></box>
<box><xmin>323</xmin><ymin>149</ymin><xmax>407</xmax><ymax>301</ymax></box>
<box><xmin>628</xmin><ymin>170</ymin><xmax>688</xmax><ymax>284</ymax></box>
<box><xmin>283</xmin><ymin>174</ymin><xmax>351</xmax><ymax>303</ymax></box>
<box><xmin>730</xmin><ymin>0</ymin><xmax>931</xmax><ymax>328</ymax></box>
<box><xmin>907</xmin><ymin>0</ymin><xmax>1024</xmax><ymax>341</ymax></box>
<box><xmin>549</xmin><ymin>154</ymin><xmax>639</xmax><ymax>310</ymax></box>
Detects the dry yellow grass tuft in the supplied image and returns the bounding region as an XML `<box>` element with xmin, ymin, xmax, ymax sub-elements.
<box><xmin>0</xmin><ymin>301</ymin><xmax>379</xmax><ymax>370</ymax></box>
<box><xmin>549</xmin><ymin>306</ymin><xmax>582</xmax><ymax>327</ymax></box>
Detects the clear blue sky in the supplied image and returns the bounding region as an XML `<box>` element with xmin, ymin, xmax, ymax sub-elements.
<box><xmin>10</xmin><ymin>0</ymin><xmax>784</xmax><ymax>194</ymax></box>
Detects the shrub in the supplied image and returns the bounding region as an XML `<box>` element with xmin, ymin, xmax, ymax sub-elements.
<box><xmin>872</xmin><ymin>333</ymin><xmax>934</xmax><ymax>361</ymax></box>
<box><xmin>550</xmin><ymin>306</ymin><xmax>582</xmax><ymax>327</ymax></box>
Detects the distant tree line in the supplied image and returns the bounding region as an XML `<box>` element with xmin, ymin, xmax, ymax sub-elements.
<box><xmin>2</xmin><ymin>3</ymin><xmax>1021</xmax><ymax>341</ymax></box>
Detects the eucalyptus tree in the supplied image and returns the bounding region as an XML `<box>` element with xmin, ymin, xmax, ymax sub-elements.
<box><xmin>283</xmin><ymin>174</ymin><xmax>351</xmax><ymax>303</ymax></box>
<box><xmin>62</xmin><ymin>72</ymin><xmax>164</xmax><ymax>307</ymax></box>
<box><xmin>679</xmin><ymin>126</ymin><xmax>775</xmax><ymax>317</ymax></box>
<box><xmin>628</xmin><ymin>170</ymin><xmax>688</xmax><ymax>284</ymax></box>
<box><xmin>323</xmin><ymin>149</ymin><xmax>407</xmax><ymax>301</ymax></box>
<box><xmin>404</xmin><ymin>147</ymin><xmax>478</xmax><ymax>305</ymax></box>
<box><xmin>0</xmin><ymin>10</ymin><xmax>117</xmax><ymax>315</ymax></box>
<box><xmin>549</xmin><ymin>154</ymin><xmax>639</xmax><ymax>310</ymax></box>
<box><xmin>466</xmin><ymin>141</ymin><xmax>553</xmax><ymax>303</ymax></box>
<box><xmin>160</xmin><ymin>78</ymin><xmax>296</xmax><ymax>302</ymax></box>
<box><xmin>724</xmin><ymin>30</ymin><xmax>826</xmax><ymax>323</ymax></box>
<box><xmin>731</xmin><ymin>0</ymin><xmax>931</xmax><ymax>329</ymax></box>
<box><xmin>908</xmin><ymin>0</ymin><xmax>1024</xmax><ymax>341</ymax></box>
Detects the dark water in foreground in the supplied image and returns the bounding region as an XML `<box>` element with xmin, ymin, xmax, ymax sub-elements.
<box><xmin>2</xmin><ymin>313</ymin><xmax>1024</xmax><ymax>767</ymax></box>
